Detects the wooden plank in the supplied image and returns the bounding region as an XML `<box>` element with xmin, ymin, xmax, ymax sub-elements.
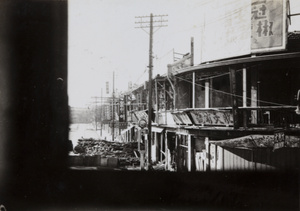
<box><xmin>238</xmin><ymin>106</ymin><xmax>296</xmax><ymax>110</ymax></box>
<box><xmin>223</xmin><ymin>148</ymin><xmax>229</xmax><ymax>170</ymax></box>
<box><xmin>216</xmin><ymin>146</ymin><xmax>223</xmax><ymax>171</ymax></box>
<box><xmin>229</xmin><ymin>67</ymin><xmax>239</xmax><ymax>129</ymax></box>
<box><xmin>188</xmin><ymin>135</ymin><xmax>192</xmax><ymax>172</ymax></box>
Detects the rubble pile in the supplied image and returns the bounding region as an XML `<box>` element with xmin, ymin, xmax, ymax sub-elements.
<box><xmin>73</xmin><ymin>138</ymin><xmax>140</xmax><ymax>167</ymax></box>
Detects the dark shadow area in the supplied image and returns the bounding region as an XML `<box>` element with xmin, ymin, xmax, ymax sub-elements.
<box><xmin>0</xmin><ymin>1</ymin><xmax>298</xmax><ymax>210</ymax></box>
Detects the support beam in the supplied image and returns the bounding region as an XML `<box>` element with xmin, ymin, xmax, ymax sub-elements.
<box><xmin>155</xmin><ymin>79</ymin><xmax>159</xmax><ymax>123</ymax></box>
<box><xmin>205</xmin><ymin>137</ymin><xmax>210</xmax><ymax>171</ymax></box>
<box><xmin>192</xmin><ymin>72</ymin><xmax>195</xmax><ymax>109</ymax></box>
<box><xmin>205</xmin><ymin>80</ymin><xmax>209</xmax><ymax>108</ymax></box>
<box><xmin>187</xmin><ymin>135</ymin><xmax>192</xmax><ymax>172</ymax></box>
<box><xmin>243</xmin><ymin>68</ymin><xmax>247</xmax><ymax>107</ymax></box>
<box><xmin>243</xmin><ymin>67</ymin><xmax>248</xmax><ymax>128</ymax></box>
<box><xmin>229</xmin><ymin>67</ymin><xmax>239</xmax><ymax>129</ymax></box>
<box><xmin>165</xmin><ymin>132</ymin><xmax>169</xmax><ymax>170</ymax></box>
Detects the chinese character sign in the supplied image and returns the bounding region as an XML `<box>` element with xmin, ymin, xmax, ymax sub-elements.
<box><xmin>106</xmin><ymin>81</ymin><xmax>109</xmax><ymax>94</ymax></box>
<box><xmin>251</xmin><ymin>0</ymin><xmax>287</xmax><ymax>52</ymax></box>
<box><xmin>201</xmin><ymin>0</ymin><xmax>287</xmax><ymax>63</ymax></box>
<box><xmin>119</xmin><ymin>98</ymin><xmax>125</xmax><ymax>122</ymax></box>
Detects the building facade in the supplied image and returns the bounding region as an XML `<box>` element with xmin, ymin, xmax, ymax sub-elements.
<box><xmin>118</xmin><ymin>32</ymin><xmax>300</xmax><ymax>172</ymax></box>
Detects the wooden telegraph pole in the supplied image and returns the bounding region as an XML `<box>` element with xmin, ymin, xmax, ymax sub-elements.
<box><xmin>135</xmin><ymin>13</ymin><xmax>168</xmax><ymax>170</ymax></box>
<box><xmin>112</xmin><ymin>71</ymin><xmax>115</xmax><ymax>142</ymax></box>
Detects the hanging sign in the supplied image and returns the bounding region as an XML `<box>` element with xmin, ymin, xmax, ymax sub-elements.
<box><xmin>251</xmin><ymin>0</ymin><xmax>287</xmax><ymax>53</ymax></box>
<box><xmin>119</xmin><ymin>97</ymin><xmax>125</xmax><ymax>122</ymax></box>
<box><xmin>201</xmin><ymin>0</ymin><xmax>287</xmax><ymax>63</ymax></box>
<box><xmin>189</xmin><ymin>110</ymin><xmax>233</xmax><ymax>126</ymax></box>
<box><xmin>134</xmin><ymin>110</ymin><xmax>148</xmax><ymax>123</ymax></box>
<box><xmin>138</xmin><ymin>119</ymin><xmax>147</xmax><ymax>129</ymax></box>
<box><xmin>273</xmin><ymin>130</ymin><xmax>285</xmax><ymax>151</ymax></box>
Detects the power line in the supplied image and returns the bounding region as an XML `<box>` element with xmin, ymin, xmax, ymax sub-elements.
<box><xmin>174</xmin><ymin>73</ymin><xmax>293</xmax><ymax>107</ymax></box>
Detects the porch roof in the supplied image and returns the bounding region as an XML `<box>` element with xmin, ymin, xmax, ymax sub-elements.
<box><xmin>173</xmin><ymin>52</ymin><xmax>300</xmax><ymax>76</ymax></box>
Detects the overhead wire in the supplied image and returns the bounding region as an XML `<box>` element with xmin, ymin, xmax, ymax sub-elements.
<box><xmin>173</xmin><ymin>71</ymin><xmax>294</xmax><ymax>107</ymax></box>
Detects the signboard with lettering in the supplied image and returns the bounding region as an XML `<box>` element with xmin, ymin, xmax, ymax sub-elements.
<box><xmin>201</xmin><ymin>0</ymin><xmax>287</xmax><ymax>63</ymax></box>
<box><xmin>119</xmin><ymin>97</ymin><xmax>125</xmax><ymax>122</ymax></box>
<box><xmin>251</xmin><ymin>0</ymin><xmax>287</xmax><ymax>52</ymax></box>
<box><xmin>106</xmin><ymin>81</ymin><xmax>109</xmax><ymax>94</ymax></box>
<box><xmin>172</xmin><ymin>112</ymin><xmax>193</xmax><ymax>125</ymax></box>
<box><xmin>133</xmin><ymin>110</ymin><xmax>149</xmax><ymax>123</ymax></box>
<box><xmin>189</xmin><ymin>110</ymin><xmax>233</xmax><ymax>126</ymax></box>
<box><xmin>273</xmin><ymin>130</ymin><xmax>285</xmax><ymax>150</ymax></box>
<box><xmin>105</xmin><ymin>105</ymin><xmax>111</xmax><ymax>121</ymax></box>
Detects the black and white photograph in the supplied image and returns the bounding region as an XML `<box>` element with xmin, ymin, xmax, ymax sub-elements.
<box><xmin>0</xmin><ymin>0</ymin><xmax>300</xmax><ymax>210</ymax></box>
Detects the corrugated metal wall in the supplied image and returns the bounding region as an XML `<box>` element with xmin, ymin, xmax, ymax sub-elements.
<box><xmin>197</xmin><ymin>144</ymin><xmax>300</xmax><ymax>171</ymax></box>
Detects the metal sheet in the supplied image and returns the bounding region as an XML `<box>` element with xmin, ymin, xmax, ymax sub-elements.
<box><xmin>152</xmin><ymin>126</ymin><xmax>164</xmax><ymax>133</ymax></box>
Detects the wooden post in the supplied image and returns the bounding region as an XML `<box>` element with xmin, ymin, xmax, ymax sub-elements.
<box><xmin>155</xmin><ymin>79</ymin><xmax>159</xmax><ymax>123</ymax></box>
<box><xmin>160</xmin><ymin>132</ymin><xmax>163</xmax><ymax>162</ymax></box>
<box><xmin>164</xmin><ymin>81</ymin><xmax>167</xmax><ymax>124</ymax></box>
<box><xmin>191</xmin><ymin>37</ymin><xmax>195</xmax><ymax>109</ymax></box>
<box><xmin>165</xmin><ymin>132</ymin><xmax>168</xmax><ymax>170</ymax></box>
<box><xmin>243</xmin><ymin>67</ymin><xmax>248</xmax><ymax>128</ymax></box>
<box><xmin>205</xmin><ymin>137</ymin><xmax>210</xmax><ymax>171</ymax></box>
<box><xmin>243</xmin><ymin>67</ymin><xmax>247</xmax><ymax>107</ymax></box>
<box><xmin>137</xmin><ymin>128</ymin><xmax>145</xmax><ymax>170</ymax></box>
<box><xmin>187</xmin><ymin>135</ymin><xmax>192</xmax><ymax>172</ymax></box>
<box><xmin>192</xmin><ymin>72</ymin><xmax>195</xmax><ymax>109</ymax></box>
<box><xmin>205</xmin><ymin>80</ymin><xmax>209</xmax><ymax>108</ymax></box>
<box><xmin>229</xmin><ymin>67</ymin><xmax>239</xmax><ymax>129</ymax></box>
<box><xmin>155</xmin><ymin>132</ymin><xmax>159</xmax><ymax>162</ymax></box>
<box><xmin>191</xmin><ymin>37</ymin><xmax>194</xmax><ymax>66</ymax></box>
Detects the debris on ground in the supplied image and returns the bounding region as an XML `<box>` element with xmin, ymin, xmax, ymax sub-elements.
<box><xmin>73</xmin><ymin>138</ymin><xmax>140</xmax><ymax>167</ymax></box>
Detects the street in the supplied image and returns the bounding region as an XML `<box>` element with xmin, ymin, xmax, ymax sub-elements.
<box><xmin>69</xmin><ymin>123</ymin><xmax>99</xmax><ymax>148</ymax></box>
<box><xmin>69</xmin><ymin>123</ymin><xmax>113</xmax><ymax>149</ymax></box>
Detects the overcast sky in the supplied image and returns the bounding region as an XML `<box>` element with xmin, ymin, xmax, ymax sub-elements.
<box><xmin>68</xmin><ymin>0</ymin><xmax>300</xmax><ymax>107</ymax></box>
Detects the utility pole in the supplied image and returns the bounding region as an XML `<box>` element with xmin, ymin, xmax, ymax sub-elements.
<box><xmin>112</xmin><ymin>71</ymin><xmax>115</xmax><ymax>142</ymax></box>
<box><xmin>95</xmin><ymin>97</ymin><xmax>97</xmax><ymax>131</ymax></box>
<box><xmin>91</xmin><ymin>97</ymin><xmax>101</xmax><ymax>131</ymax></box>
<box><xmin>101</xmin><ymin>88</ymin><xmax>103</xmax><ymax>137</ymax></box>
<box><xmin>135</xmin><ymin>13</ymin><xmax>168</xmax><ymax>170</ymax></box>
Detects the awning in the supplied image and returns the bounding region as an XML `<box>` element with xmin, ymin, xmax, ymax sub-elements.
<box><xmin>121</xmin><ymin>125</ymin><xmax>134</xmax><ymax>135</ymax></box>
<box><xmin>151</xmin><ymin>126</ymin><xmax>164</xmax><ymax>133</ymax></box>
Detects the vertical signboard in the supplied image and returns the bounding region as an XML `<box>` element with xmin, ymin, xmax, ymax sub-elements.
<box><xmin>106</xmin><ymin>105</ymin><xmax>111</xmax><ymax>120</ymax></box>
<box><xmin>119</xmin><ymin>97</ymin><xmax>125</xmax><ymax>122</ymax></box>
<box><xmin>201</xmin><ymin>0</ymin><xmax>287</xmax><ymax>63</ymax></box>
<box><xmin>106</xmin><ymin>81</ymin><xmax>109</xmax><ymax>94</ymax></box>
<box><xmin>251</xmin><ymin>0</ymin><xmax>287</xmax><ymax>52</ymax></box>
